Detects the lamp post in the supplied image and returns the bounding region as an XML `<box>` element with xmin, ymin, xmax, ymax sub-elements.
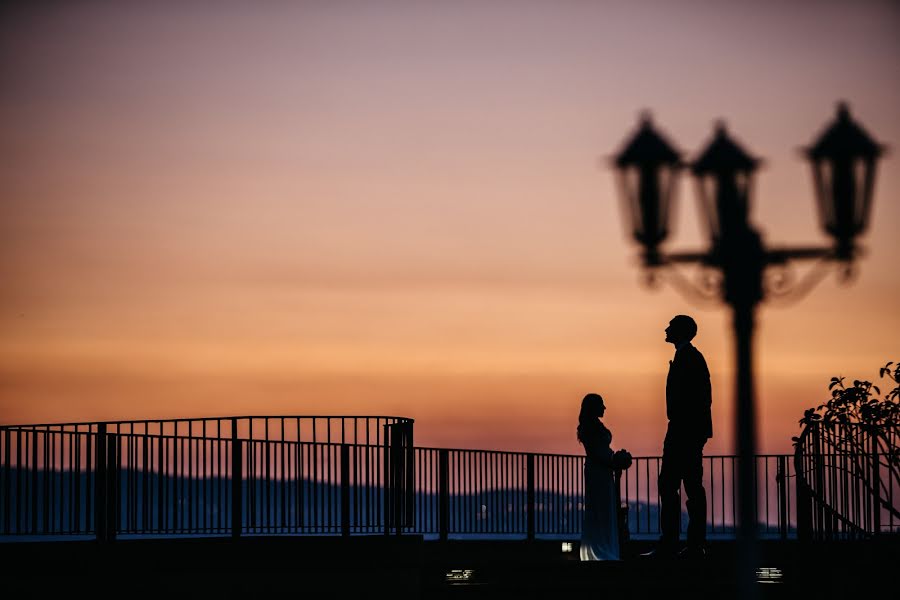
<box><xmin>611</xmin><ymin>102</ymin><xmax>883</xmax><ymax>596</ymax></box>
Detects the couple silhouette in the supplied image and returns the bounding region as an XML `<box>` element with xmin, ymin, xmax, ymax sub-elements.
<box><xmin>578</xmin><ymin>315</ymin><xmax>712</xmax><ymax>561</ymax></box>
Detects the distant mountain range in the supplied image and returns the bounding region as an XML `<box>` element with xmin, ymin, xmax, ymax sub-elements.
<box><xmin>0</xmin><ymin>467</ymin><xmax>790</xmax><ymax>537</ymax></box>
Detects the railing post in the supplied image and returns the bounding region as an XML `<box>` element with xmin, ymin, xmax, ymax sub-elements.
<box><xmin>1</xmin><ymin>428</ymin><xmax>9</xmax><ymax>535</ymax></box>
<box><xmin>775</xmin><ymin>456</ymin><xmax>787</xmax><ymax>540</ymax></box>
<box><xmin>231</xmin><ymin>419</ymin><xmax>242</xmax><ymax>539</ymax></box>
<box><xmin>383</xmin><ymin>423</ymin><xmax>398</xmax><ymax>536</ymax></box>
<box><xmin>814</xmin><ymin>426</ymin><xmax>827</xmax><ymax>540</ymax></box>
<box><xmin>795</xmin><ymin>430</ymin><xmax>813</xmax><ymax>542</ymax></box>
<box><xmin>42</xmin><ymin>429</ymin><xmax>50</xmax><ymax>534</ymax></box>
<box><xmin>105</xmin><ymin>431</ymin><xmax>118</xmax><ymax>542</ymax></box>
<box><xmin>392</xmin><ymin>426</ymin><xmax>402</xmax><ymax>535</ymax></box>
<box><xmin>383</xmin><ymin>425</ymin><xmax>390</xmax><ymax>536</ymax></box>
<box><xmin>157</xmin><ymin>428</ymin><xmax>164</xmax><ymax>533</ymax></box>
<box><xmin>798</xmin><ymin>477</ymin><xmax>811</xmax><ymax>542</ymax></box>
<box><xmin>94</xmin><ymin>424</ymin><xmax>107</xmax><ymax>542</ymax></box>
<box><xmin>341</xmin><ymin>444</ymin><xmax>350</xmax><ymax>537</ymax></box>
<box><xmin>438</xmin><ymin>449</ymin><xmax>449</xmax><ymax>542</ymax></box>
<box><xmin>31</xmin><ymin>430</ymin><xmax>38</xmax><ymax>534</ymax></box>
<box><xmin>404</xmin><ymin>422</ymin><xmax>414</xmax><ymax>528</ymax></box>
<box><xmin>870</xmin><ymin>431</ymin><xmax>881</xmax><ymax>536</ymax></box>
<box><xmin>615</xmin><ymin>469</ymin><xmax>628</xmax><ymax>549</ymax></box>
<box><xmin>526</xmin><ymin>453</ymin><xmax>535</xmax><ymax>541</ymax></box>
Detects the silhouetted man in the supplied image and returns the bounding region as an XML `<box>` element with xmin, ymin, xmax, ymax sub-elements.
<box><xmin>642</xmin><ymin>314</ymin><xmax>712</xmax><ymax>559</ymax></box>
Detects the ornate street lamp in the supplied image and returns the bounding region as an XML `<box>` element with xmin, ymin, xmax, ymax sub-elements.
<box><xmin>610</xmin><ymin>101</ymin><xmax>884</xmax><ymax>598</ymax></box>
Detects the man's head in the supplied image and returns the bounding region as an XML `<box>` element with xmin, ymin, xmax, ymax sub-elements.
<box><xmin>665</xmin><ymin>314</ymin><xmax>697</xmax><ymax>345</ymax></box>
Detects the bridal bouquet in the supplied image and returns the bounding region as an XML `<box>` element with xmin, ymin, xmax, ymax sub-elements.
<box><xmin>613</xmin><ymin>449</ymin><xmax>633</xmax><ymax>470</ymax></box>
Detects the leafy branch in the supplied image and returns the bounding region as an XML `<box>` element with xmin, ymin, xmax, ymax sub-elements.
<box><xmin>794</xmin><ymin>361</ymin><xmax>900</xmax><ymax>519</ymax></box>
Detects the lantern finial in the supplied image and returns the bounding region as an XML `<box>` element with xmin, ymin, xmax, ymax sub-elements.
<box><xmin>836</xmin><ymin>101</ymin><xmax>850</xmax><ymax>121</ymax></box>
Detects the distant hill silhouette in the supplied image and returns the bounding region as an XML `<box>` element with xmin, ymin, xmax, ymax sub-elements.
<box><xmin>1</xmin><ymin>467</ymin><xmax>786</xmax><ymax>537</ymax></box>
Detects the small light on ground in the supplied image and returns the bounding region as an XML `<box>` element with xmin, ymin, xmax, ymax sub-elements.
<box><xmin>561</xmin><ymin>542</ymin><xmax>574</xmax><ymax>553</ymax></box>
<box><xmin>446</xmin><ymin>569</ymin><xmax>475</xmax><ymax>583</ymax></box>
<box><xmin>756</xmin><ymin>567</ymin><xmax>783</xmax><ymax>584</ymax></box>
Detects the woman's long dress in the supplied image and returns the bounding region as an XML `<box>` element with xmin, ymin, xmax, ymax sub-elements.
<box><xmin>580</xmin><ymin>422</ymin><xmax>620</xmax><ymax>561</ymax></box>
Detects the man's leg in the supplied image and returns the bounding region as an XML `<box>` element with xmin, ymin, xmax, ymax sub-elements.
<box><xmin>683</xmin><ymin>442</ymin><xmax>707</xmax><ymax>549</ymax></box>
<box><xmin>657</xmin><ymin>451</ymin><xmax>682</xmax><ymax>549</ymax></box>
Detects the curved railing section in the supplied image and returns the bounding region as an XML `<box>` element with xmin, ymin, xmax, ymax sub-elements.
<box><xmin>0</xmin><ymin>416</ymin><xmax>415</xmax><ymax>540</ymax></box>
<box><xmin>794</xmin><ymin>421</ymin><xmax>900</xmax><ymax>541</ymax></box>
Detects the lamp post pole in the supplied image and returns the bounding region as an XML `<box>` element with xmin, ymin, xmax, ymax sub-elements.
<box><xmin>732</xmin><ymin>278</ymin><xmax>761</xmax><ymax>594</ymax></box>
<box><xmin>610</xmin><ymin>102</ymin><xmax>883</xmax><ymax>599</ymax></box>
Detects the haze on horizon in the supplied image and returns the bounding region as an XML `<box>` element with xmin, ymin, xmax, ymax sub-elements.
<box><xmin>1</xmin><ymin>1</ymin><xmax>899</xmax><ymax>457</ymax></box>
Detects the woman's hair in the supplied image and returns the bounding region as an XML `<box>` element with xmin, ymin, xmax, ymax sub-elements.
<box><xmin>577</xmin><ymin>393</ymin><xmax>604</xmax><ymax>444</ymax></box>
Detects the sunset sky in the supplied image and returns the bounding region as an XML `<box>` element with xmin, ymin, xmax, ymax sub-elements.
<box><xmin>1</xmin><ymin>1</ymin><xmax>898</xmax><ymax>458</ymax></box>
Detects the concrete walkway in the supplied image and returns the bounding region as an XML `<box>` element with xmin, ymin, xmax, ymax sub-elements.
<box><xmin>1</xmin><ymin>535</ymin><xmax>894</xmax><ymax>599</ymax></box>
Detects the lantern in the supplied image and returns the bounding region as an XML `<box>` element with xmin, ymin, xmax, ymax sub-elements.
<box><xmin>613</xmin><ymin>112</ymin><xmax>682</xmax><ymax>266</ymax></box>
<box><xmin>806</xmin><ymin>102</ymin><xmax>883</xmax><ymax>260</ymax></box>
<box><xmin>691</xmin><ymin>121</ymin><xmax>760</xmax><ymax>245</ymax></box>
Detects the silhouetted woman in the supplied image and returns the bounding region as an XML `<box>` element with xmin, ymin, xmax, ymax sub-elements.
<box><xmin>577</xmin><ymin>392</ymin><xmax>631</xmax><ymax>561</ymax></box>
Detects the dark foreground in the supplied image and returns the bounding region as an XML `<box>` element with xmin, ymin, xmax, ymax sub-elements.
<box><xmin>2</xmin><ymin>535</ymin><xmax>895</xmax><ymax>600</ymax></box>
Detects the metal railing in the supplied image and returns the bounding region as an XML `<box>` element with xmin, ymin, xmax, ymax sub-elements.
<box><xmin>412</xmin><ymin>448</ymin><xmax>797</xmax><ymax>540</ymax></box>
<box><xmin>0</xmin><ymin>416</ymin><xmax>415</xmax><ymax>540</ymax></box>
<box><xmin>10</xmin><ymin>414</ymin><xmax>882</xmax><ymax>542</ymax></box>
<box><xmin>794</xmin><ymin>421</ymin><xmax>900</xmax><ymax>540</ymax></box>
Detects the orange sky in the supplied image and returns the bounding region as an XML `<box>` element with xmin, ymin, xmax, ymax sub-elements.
<box><xmin>1</xmin><ymin>1</ymin><xmax>899</xmax><ymax>457</ymax></box>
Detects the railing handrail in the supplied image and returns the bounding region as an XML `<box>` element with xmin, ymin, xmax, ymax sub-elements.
<box><xmin>416</xmin><ymin>445</ymin><xmax>795</xmax><ymax>459</ymax></box>
<box><xmin>0</xmin><ymin>415</ymin><xmax>415</xmax><ymax>429</ymax></box>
